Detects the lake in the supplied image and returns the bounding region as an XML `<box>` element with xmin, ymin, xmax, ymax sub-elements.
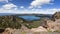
<box><xmin>19</xmin><ymin>16</ymin><xmax>40</xmax><ymax>21</ymax></box>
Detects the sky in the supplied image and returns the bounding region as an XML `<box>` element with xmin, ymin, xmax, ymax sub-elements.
<box><xmin>0</xmin><ymin>0</ymin><xmax>60</xmax><ymax>14</ymax></box>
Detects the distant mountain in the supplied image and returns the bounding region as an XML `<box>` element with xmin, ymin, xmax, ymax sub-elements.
<box><xmin>35</xmin><ymin>14</ymin><xmax>53</xmax><ymax>18</ymax></box>
<box><xmin>0</xmin><ymin>13</ymin><xmax>54</xmax><ymax>16</ymax></box>
<box><xmin>0</xmin><ymin>13</ymin><xmax>18</xmax><ymax>16</ymax></box>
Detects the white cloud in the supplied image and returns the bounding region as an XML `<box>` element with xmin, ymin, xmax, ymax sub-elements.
<box><xmin>0</xmin><ymin>9</ymin><xmax>19</xmax><ymax>13</ymax></box>
<box><xmin>0</xmin><ymin>3</ymin><xmax>60</xmax><ymax>14</ymax></box>
<box><xmin>0</xmin><ymin>0</ymin><xmax>9</xmax><ymax>2</ymax></box>
<box><xmin>2</xmin><ymin>3</ymin><xmax>17</xmax><ymax>10</ymax></box>
<box><xmin>0</xmin><ymin>0</ymin><xmax>12</xmax><ymax>2</ymax></box>
<box><xmin>29</xmin><ymin>0</ymin><xmax>54</xmax><ymax>8</ymax></box>
<box><xmin>20</xmin><ymin>8</ymin><xmax>60</xmax><ymax>14</ymax></box>
<box><xmin>20</xmin><ymin>6</ymin><xmax>24</xmax><ymax>9</ymax></box>
<box><xmin>0</xmin><ymin>3</ymin><xmax>18</xmax><ymax>13</ymax></box>
<box><xmin>0</xmin><ymin>8</ymin><xmax>60</xmax><ymax>14</ymax></box>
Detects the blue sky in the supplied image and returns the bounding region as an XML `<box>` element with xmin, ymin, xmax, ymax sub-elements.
<box><xmin>0</xmin><ymin>0</ymin><xmax>60</xmax><ymax>14</ymax></box>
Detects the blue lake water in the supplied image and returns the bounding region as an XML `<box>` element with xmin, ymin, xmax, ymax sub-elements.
<box><xmin>19</xmin><ymin>16</ymin><xmax>40</xmax><ymax>21</ymax></box>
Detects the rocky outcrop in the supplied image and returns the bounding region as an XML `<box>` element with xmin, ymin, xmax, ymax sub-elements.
<box><xmin>47</xmin><ymin>19</ymin><xmax>60</xmax><ymax>32</ymax></box>
<box><xmin>31</xmin><ymin>26</ymin><xmax>47</xmax><ymax>32</ymax></box>
<box><xmin>45</xmin><ymin>12</ymin><xmax>60</xmax><ymax>32</ymax></box>
<box><xmin>2</xmin><ymin>26</ymin><xmax>31</xmax><ymax>34</ymax></box>
<box><xmin>2</xmin><ymin>28</ymin><xmax>16</xmax><ymax>34</ymax></box>
<box><xmin>53</xmin><ymin>12</ymin><xmax>60</xmax><ymax>20</ymax></box>
<box><xmin>2</xmin><ymin>26</ymin><xmax>48</xmax><ymax>34</ymax></box>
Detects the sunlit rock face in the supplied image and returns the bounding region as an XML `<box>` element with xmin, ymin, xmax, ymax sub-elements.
<box><xmin>47</xmin><ymin>19</ymin><xmax>60</xmax><ymax>32</ymax></box>
<box><xmin>31</xmin><ymin>26</ymin><xmax>47</xmax><ymax>32</ymax></box>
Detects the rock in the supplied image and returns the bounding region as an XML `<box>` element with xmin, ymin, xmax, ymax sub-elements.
<box><xmin>2</xmin><ymin>28</ymin><xmax>16</xmax><ymax>34</ymax></box>
<box><xmin>47</xmin><ymin>19</ymin><xmax>60</xmax><ymax>32</ymax></box>
<box><xmin>53</xmin><ymin>12</ymin><xmax>60</xmax><ymax>19</ymax></box>
<box><xmin>31</xmin><ymin>26</ymin><xmax>47</xmax><ymax>32</ymax></box>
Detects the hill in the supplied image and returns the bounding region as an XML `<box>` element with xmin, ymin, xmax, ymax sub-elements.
<box><xmin>0</xmin><ymin>15</ymin><xmax>24</xmax><ymax>29</ymax></box>
<box><xmin>53</xmin><ymin>12</ymin><xmax>60</xmax><ymax>19</ymax></box>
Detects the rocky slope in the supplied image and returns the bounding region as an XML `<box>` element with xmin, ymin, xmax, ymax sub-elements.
<box><xmin>0</xmin><ymin>12</ymin><xmax>60</xmax><ymax>34</ymax></box>
<box><xmin>0</xmin><ymin>15</ymin><xmax>26</xmax><ymax>29</ymax></box>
